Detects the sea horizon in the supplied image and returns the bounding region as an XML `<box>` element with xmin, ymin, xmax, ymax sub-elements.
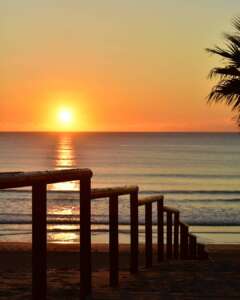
<box><xmin>0</xmin><ymin>131</ymin><xmax>239</xmax><ymax>134</ymax></box>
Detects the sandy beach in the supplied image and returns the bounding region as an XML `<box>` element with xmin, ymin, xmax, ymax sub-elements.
<box><xmin>0</xmin><ymin>243</ymin><xmax>240</xmax><ymax>299</ymax></box>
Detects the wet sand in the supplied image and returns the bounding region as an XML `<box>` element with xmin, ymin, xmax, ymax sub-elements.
<box><xmin>0</xmin><ymin>243</ymin><xmax>240</xmax><ymax>299</ymax></box>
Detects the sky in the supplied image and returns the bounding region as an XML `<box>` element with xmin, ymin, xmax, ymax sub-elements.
<box><xmin>1</xmin><ymin>0</ymin><xmax>240</xmax><ymax>132</ymax></box>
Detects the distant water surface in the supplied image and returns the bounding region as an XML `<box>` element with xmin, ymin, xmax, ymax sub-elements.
<box><xmin>0</xmin><ymin>132</ymin><xmax>240</xmax><ymax>244</ymax></box>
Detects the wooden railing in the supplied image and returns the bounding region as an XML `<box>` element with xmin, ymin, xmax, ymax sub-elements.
<box><xmin>91</xmin><ymin>185</ymin><xmax>139</xmax><ymax>286</ymax></box>
<box><xmin>0</xmin><ymin>169</ymin><xmax>208</xmax><ymax>300</ymax></box>
<box><xmin>0</xmin><ymin>169</ymin><xmax>93</xmax><ymax>300</ymax></box>
<box><xmin>138</xmin><ymin>196</ymin><xmax>208</xmax><ymax>264</ymax></box>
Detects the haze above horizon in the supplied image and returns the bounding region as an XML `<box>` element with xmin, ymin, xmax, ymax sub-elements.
<box><xmin>1</xmin><ymin>1</ymin><xmax>239</xmax><ymax>132</ymax></box>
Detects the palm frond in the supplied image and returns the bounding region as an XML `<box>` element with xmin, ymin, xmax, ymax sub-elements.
<box><xmin>233</xmin><ymin>16</ymin><xmax>240</xmax><ymax>32</ymax></box>
<box><xmin>206</xmin><ymin>46</ymin><xmax>233</xmax><ymax>59</ymax></box>
<box><xmin>209</xmin><ymin>66</ymin><xmax>240</xmax><ymax>79</ymax></box>
<box><xmin>206</xmin><ymin>44</ymin><xmax>240</xmax><ymax>67</ymax></box>
<box><xmin>207</xmin><ymin>16</ymin><xmax>240</xmax><ymax>127</ymax></box>
<box><xmin>208</xmin><ymin>78</ymin><xmax>240</xmax><ymax>111</ymax></box>
<box><xmin>224</xmin><ymin>33</ymin><xmax>240</xmax><ymax>48</ymax></box>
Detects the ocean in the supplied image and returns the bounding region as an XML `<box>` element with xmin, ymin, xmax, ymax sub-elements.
<box><xmin>0</xmin><ymin>132</ymin><xmax>240</xmax><ymax>244</ymax></box>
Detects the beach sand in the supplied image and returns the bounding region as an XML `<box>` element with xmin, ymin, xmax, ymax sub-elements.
<box><xmin>0</xmin><ymin>243</ymin><xmax>240</xmax><ymax>299</ymax></box>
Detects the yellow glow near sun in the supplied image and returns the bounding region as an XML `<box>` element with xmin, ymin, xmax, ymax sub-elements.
<box><xmin>58</xmin><ymin>108</ymin><xmax>74</xmax><ymax>125</ymax></box>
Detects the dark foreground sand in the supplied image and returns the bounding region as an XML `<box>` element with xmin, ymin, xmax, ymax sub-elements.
<box><xmin>0</xmin><ymin>243</ymin><xmax>240</xmax><ymax>300</ymax></box>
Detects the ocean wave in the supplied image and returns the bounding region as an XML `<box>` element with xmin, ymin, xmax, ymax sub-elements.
<box><xmin>99</xmin><ymin>173</ymin><xmax>240</xmax><ymax>179</ymax></box>
<box><xmin>0</xmin><ymin>218</ymin><xmax>240</xmax><ymax>226</ymax></box>
<box><xmin>2</xmin><ymin>195</ymin><xmax>240</xmax><ymax>203</ymax></box>
<box><xmin>1</xmin><ymin>228</ymin><xmax>240</xmax><ymax>238</ymax></box>
<box><xmin>1</xmin><ymin>189</ymin><xmax>240</xmax><ymax>195</ymax></box>
<box><xmin>144</xmin><ymin>190</ymin><xmax>240</xmax><ymax>195</ymax></box>
<box><xmin>166</xmin><ymin>198</ymin><xmax>240</xmax><ymax>203</ymax></box>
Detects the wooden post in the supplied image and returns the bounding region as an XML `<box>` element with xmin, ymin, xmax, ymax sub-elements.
<box><xmin>180</xmin><ymin>223</ymin><xmax>189</xmax><ymax>259</ymax></box>
<box><xmin>130</xmin><ymin>190</ymin><xmax>138</xmax><ymax>273</ymax></box>
<box><xmin>32</xmin><ymin>183</ymin><xmax>47</xmax><ymax>300</ymax></box>
<box><xmin>197</xmin><ymin>243</ymin><xmax>208</xmax><ymax>260</ymax></box>
<box><xmin>189</xmin><ymin>235</ymin><xmax>197</xmax><ymax>259</ymax></box>
<box><xmin>157</xmin><ymin>198</ymin><xmax>164</xmax><ymax>262</ymax></box>
<box><xmin>180</xmin><ymin>223</ymin><xmax>184</xmax><ymax>259</ymax></box>
<box><xmin>145</xmin><ymin>203</ymin><xmax>152</xmax><ymax>268</ymax></box>
<box><xmin>166</xmin><ymin>211</ymin><xmax>172</xmax><ymax>259</ymax></box>
<box><xmin>192</xmin><ymin>235</ymin><xmax>197</xmax><ymax>258</ymax></box>
<box><xmin>184</xmin><ymin>226</ymin><xmax>189</xmax><ymax>259</ymax></box>
<box><xmin>80</xmin><ymin>176</ymin><xmax>92</xmax><ymax>299</ymax></box>
<box><xmin>197</xmin><ymin>243</ymin><xmax>202</xmax><ymax>259</ymax></box>
<box><xmin>173</xmin><ymin>212</ymin><xmax>179</xmax><ymax>259</ymax></box>
<box><xmin>109</xmin><ymin>194</ymin><xmax>119</xmax><ymax>286</ymax></box>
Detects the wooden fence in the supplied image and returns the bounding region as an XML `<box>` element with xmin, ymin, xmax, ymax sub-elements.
<box><xmin>0</xmin><ymin>169</ymin><xmax>208</xmax><ymax>300</ymax></box>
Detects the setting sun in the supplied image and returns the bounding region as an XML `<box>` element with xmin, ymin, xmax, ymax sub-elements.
<box><xmin>58</xmin><ymin>108</ymin><xmax>74</xmax><ymax>125</ymax></box>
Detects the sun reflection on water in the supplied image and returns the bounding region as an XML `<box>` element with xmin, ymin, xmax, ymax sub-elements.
<box><xmin>50</xmin><ymin>134</ymin><xmax>79</xmax><ymax>191</ymax></box>
<box><xmin>48</xmin><ymin>224</ymin><xmax>79</xmax><ymax>244</ymax></box>
<box><xmin>47</xmin><ymin>134</ymin><xmax>80</xmax><ymax>243</ymax></box>
<box><xmin>56</xmin><ymin>135</ymin><xmax>74</xmax><ymax>169</ymax></box>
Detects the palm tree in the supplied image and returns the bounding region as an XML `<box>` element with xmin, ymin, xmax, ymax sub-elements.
<box><xmin>206</xmin><ymin>17</ymin><xmax>240</xmax><ymax>126</ymax></box>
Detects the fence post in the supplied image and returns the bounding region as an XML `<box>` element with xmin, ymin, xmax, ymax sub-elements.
<box><xmin>130</xmin><ymin>190</ymin><xmax>139</xmax><ymax>273</ymax></box>
<box><xmin>109</xmin><ymin>194</ymin><xmax>119</xmax><ymax>286</ymax></box>
<box><xmin>189</xmin><ymin>235</ymin><xmax>197</xmax><ymax>259</ymax></box>
<box><xmin>80</xmin><ymin>176</ymin><xmax>92</xmax><ymax>299</ymax></box>
<box><xmin>174</xmin><ymin>212</ymin><xmax>179</xmax><ymax>259</ymax></box>
<box><xmin>166</xmin><ymin>211</ymin><xmax>172</xmax><ymax>259</ymax></box>
<box><xmin>32</xmin><ymin>183</ymin><xmax>47</xmax><ymax>300</ymax></box>
<box><xmin>180</xmin><ymin>223</ymin><xmax>184</xmax><ymax>259</ymax></box>
<box><xmin>184</xmin><ymin>226</ymin><xmax>189</xmax><ymax>259</ymax></box>
<box><xmin>145</xmin><ymin>203</ymin><xmax>152</xmax><ymax>268</ymax></box>
<box><xmin>197</xmin><ymin>243</ymin><xmax>208</xmax><ymax>260</ymax></box>
<box><xmin>180</xmin><ymin>223</ymin><xmax>189</xmax><ymax>259</ymax></box>
<box><xmin>157</xmin><ymin>198</ymin><xmax>164</xmax><ymax>262</ymax></box>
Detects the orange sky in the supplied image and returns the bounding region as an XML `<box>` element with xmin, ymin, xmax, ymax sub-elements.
<box><xmin>0</xmin><ymin>1</ymin><xmax>239</xmax><ymax>132</ymax></box>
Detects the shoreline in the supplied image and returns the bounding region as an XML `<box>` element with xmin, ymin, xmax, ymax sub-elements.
<box><xmin>2</xmin><ymin>226</ymin><xmax>240</xmax><ymax>244</ymax></box>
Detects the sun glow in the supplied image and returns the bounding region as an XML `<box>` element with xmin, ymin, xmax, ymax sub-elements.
<box><xmin>42</xmin><ymin>92</ymin><xmax>91</xmax><ymax>131</ymax></box>
<box><xmin>58</xmin><ymin>108</ymin><xmax>73</xmax><ymax>125</ymax></box>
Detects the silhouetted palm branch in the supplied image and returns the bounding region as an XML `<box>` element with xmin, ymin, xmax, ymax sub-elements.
<box><xmin>207</xmin><ymin>17</ymin><xmax>240</xmax><ymax>126</ymax></box>
<box><xmin>208</xmin><ymin>66</ymin><xmax>240</xmax><ymax>79</ymax></box>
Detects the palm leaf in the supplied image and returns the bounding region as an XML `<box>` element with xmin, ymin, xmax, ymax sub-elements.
<box><xmin>206</xmin><ymin>16</ymin><xmax>240</xmax><ymax>126</ymax></box>
<box><xmin>208</xmin><ymin>78</ymin><xmax>240</xmax><ymax>110</ymax></box>
<box><xmin>209</xmin><ymin>66</ymin><xmax>240</xmax><ymax>79</ymax></box>
<box><xmin>233</xmin><ymin>17</ymin><xmax>240</xmax><ymax>32</ymax></box>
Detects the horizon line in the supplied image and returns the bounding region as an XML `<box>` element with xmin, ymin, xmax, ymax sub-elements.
<box><xmin>0</xmin><ymin>130</ymin><xmax>238</xmax><ymax>134</ymax></box>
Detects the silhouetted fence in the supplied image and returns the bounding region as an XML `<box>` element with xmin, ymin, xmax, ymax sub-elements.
<box><xmin>0</xmin><ymin>169</ymin><xmax>208</xmax><ymax>300</ymax></box>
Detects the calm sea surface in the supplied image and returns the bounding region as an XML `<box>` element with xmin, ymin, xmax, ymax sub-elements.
<box><xmin>0</xmin><ymin>132</ymin><xmax>240</xmax><ymax>244</ymax></box>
